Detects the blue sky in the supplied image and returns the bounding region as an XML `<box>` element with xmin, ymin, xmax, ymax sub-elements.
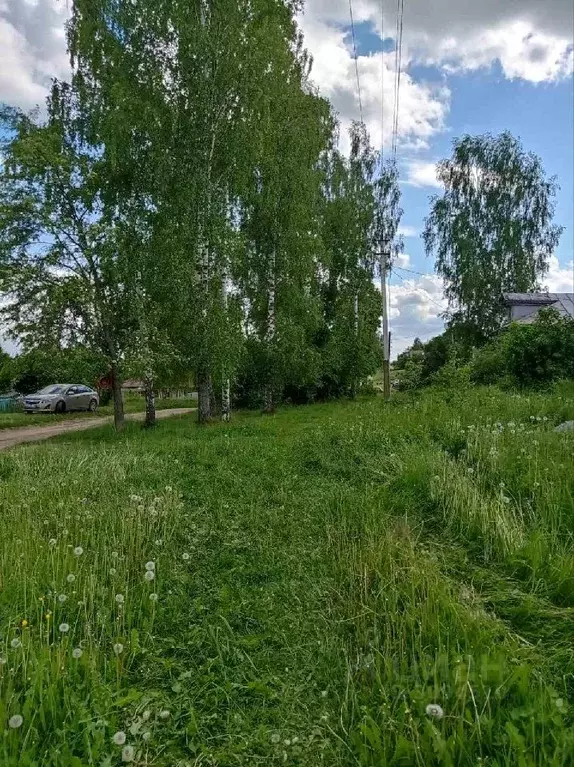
<box><xmin>1</xmin><ymin>0</ymin><xmax>573</xmax><ymax>356</ymax></box>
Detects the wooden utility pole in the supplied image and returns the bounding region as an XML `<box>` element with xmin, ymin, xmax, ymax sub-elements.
<box><xmin>380</xmin><ymin>250</ymin><xmax>391</xmax><ymax>401</ymax></box>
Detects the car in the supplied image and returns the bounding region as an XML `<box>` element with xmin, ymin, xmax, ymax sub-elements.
<box><xmin>23</xmin><ymin>385</ymin><xmax>99</xmax><ymax>414</ymax></box>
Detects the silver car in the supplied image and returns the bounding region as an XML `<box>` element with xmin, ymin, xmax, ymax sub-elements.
<box><xmin>24</xmin><ymin>384</ymin><xmax>99</xmax><ymax>414</ymax></box>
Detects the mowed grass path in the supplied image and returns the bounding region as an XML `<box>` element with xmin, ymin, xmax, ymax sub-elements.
<box><xmin>1</xmin><ymin>387</ymin><xmax>573</xmax><ymax>765</ymax></box>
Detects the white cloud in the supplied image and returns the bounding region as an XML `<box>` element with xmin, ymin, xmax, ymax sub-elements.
<box><xmin>304</xmin><ymin>0</ymin><xmax>574</xmax><ymax>85</ymax></box>
<box><xmin>544</xmin><ymin>256</ymin><xmax>574</xmax><ymax>293</ymax></box>
<box><xmin>388</xmin><ymin>273</ymin><xmax>447</xmax><ymax>357</ymax></box>
<box><xmin>403</xmin><ymin>160</ymin><xmax>441</xmax><ymax>189</ymax></box>
<box><xmin>398</xmin><ymin>225</ymin><xmax>418</xmax><ymax>238</ymax></box>
<box><xmin>299</xmin><ymin>12</ymin><xmax>450</xmax><ymax>154</ymax></box>
<box><xmin>0</xmin><ymin>0</ymin><xmax>69</xmax><ymax>111</ymax></box>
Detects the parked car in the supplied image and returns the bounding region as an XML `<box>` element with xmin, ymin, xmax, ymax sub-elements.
<box><xmin>23</xmin><ymin>385</ymin><xmax>99</xmax><ymax>414</ymax></box>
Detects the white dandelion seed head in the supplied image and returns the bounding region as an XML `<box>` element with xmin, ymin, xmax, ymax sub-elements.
<box><xmin>112</xmin><ymin>730</ymin><xmax>127</xmax><ymax>745</ymax></box>
<box><xmin>115</xmin><ymin>594</ymin><xmax>124</xmax><ymax>604</ymax></box>
<box><xmin>111</xmin><ymin>551</ymin><xmax>119</xmax><ymax>559</ymax></box>
<box><xmin>165</xmin><ymin>486</ymin><xmax>172</xmax><ymax>492</ymax></box>
<box><xmin>73</xmin><ymin>546</ymin><xmax>84</xmax><ymax>557</ymax></box>
<box><xmin>142</xmin><ymin>730</ymin><xmax>151</xmax><ymax>741</ymax></box>
<box><xmin>72</xmin><ymin>647</ymin><xmax>83</xmax><ymax>659</ymax></box>
<box><xmin>270</xmin><ymin>733</ymin><xmax>280</xmax><ymax>743</ymax></box>
<box><xmin>59</xmin><ymin>623</ymin><xmax>70</xmax><ymax>634</ymax></box>
<box><xmin>144</xmin><ymin>570</ymin><xmax>155</xmax><ymax>582</ymax></box>
<box><xmin>109</xmin><ymin>568</ymin><xmax>117</xmax><ymax>576</ymax></box>
<box><xmin>58</xmin><ymin>594</ymin><xmax>67</xmax><ymax>603</ymax></box>
<box><xmin>10</xmin><ymin>638</ymin><xmax>21</xmax><ymax>649</ymax></box>
<box><xmin>129</xmin><ymin>494</ymin><xmax>141</xmax><ymax>502</ymax></box>
<box><xmin>141</xmin><ymin>710</ymin><xmax>151</xmax><ymax>722</ymax></box>
<box><xmin>121</xmin><ymin>745</ymin><xmax>135</xmax><ymax>762</ymax></box>
<box><xmin>467</xmin><ymin>468</ymin><xmax>474</xmax><ymax>475</ymax></box>
<box><xmin>49</xmin><ymin>538</ymin><xmax>57</xmax><ymax>547</ymax></box>
<box><xmin>425</xmin><ymin>703</ymin><xmax>444</xmax><ymax>719</ymax></box>
<box><xmin>149</xmin><ymin>593</ymin><xmax>158</xmax><ymax>602</ymax></box>
<box><xmin>159</xmin><ymin>710</ymin><xmax>170</xmax><ymax>720</ymax></box>
<box><xmin>182</xmin><ymin>553</ymin><xmax>190</xmax><ymax>561</ymax></box>
<box><xmin>154</xmin><ymin>539</ymin><xmax>162</xmax><ymax>546</ymax></box>
<box><xmin>8</xmin><ymin>715</ymin><xmax>23</xmax><ymax>729</ymax></box>
<box><xmin>113</xmin><ymin>643</ymin><xmax>124</xmax><ymax>656</ymax></box>
<box><xmin>66</xmin><ymin>574</ymin><xmax>76</xmax><ymax>583</ymax></box>
<box><xmin>137</xmin><ymin>505</ymin><xmax>144</xmax><ymax>512</ymax></box>
<box><xmin>501</xmin><ymin>495</ymin><xmax>511</xmax><ymax>504</ymax></box>
<box><xmin>145</xmin><ymin>561</ymin><xmax>155</xmax><ymax>571</ymax></box>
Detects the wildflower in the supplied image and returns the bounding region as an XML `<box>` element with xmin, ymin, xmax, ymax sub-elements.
<box><xmin>467</xmin><ymin>468</ymin><xmax>474</xmax><ymax>475</ymax></box>
<box><xmin>45</xmin><ymin>611</ymin><xmax>52</xmax><ymax>621</ymax></box>
<box><xmin>149</xmin><ymin>593</ymin><xmax>158</xmax><ymax>602</ymax></box>
<box><xmin>543</xmin><ymin>416</ymin><xmax>548</xmax><ymax>422</ymax></box>
<box><xmin>72</xmin><ymin>647</ymin><xmax>83</xmax><ymax>659</ymax></box>
<box><xmin>8</xmin><ymin>715</ymin><xmax>23</xmax><ymax>729</ymax></box>
<box><xmin>66</xmin><ymin>574</ymin><xmax>76</xmax><ymax>584</ymax></box>
<box><xmin>144</xmin><ymin>570</ymin><xmax>155</xmax><ymax>582</ymax></box>
<box><xmin>10</xmin><ymin>638</ymin><xmax>21</xmax><ymax>649</ymax></box>
<box><xmin>425</xmin><ymin>703</ymin><xmax>444</xmax><ymax>719</ymax></box>
<box><xmin>501</xmin><ymin>496</ymin><xmax>511</xmax><ymax>504</ymax></box>
<box><xmin>159</xmin><ymin>710</ymin><xmax>170</xmax><ymax>720</ymax></box>
<box><xmin>111</xmin><ymin>551</ymin><xmax>119</xmax><ymax>559</ymax></box>
<box><xmin>129</xmin><ymin>495</ymin><xmax>141</xmax><ymax>502</ymax></box>
<box><xmin>0</xmin><ymin>656</ymin><xmax>6</xmax><ymax>665</ymax></box>
<box><xmin>113</xmin><ymin>643</ymin><xmax>124</xmax><ymax>656</ymax></box>
<box><xmin>58</xmin><ymin>594</ymin><xmax>67</xmax><ymax>603</ymax></box>
<box><xmin>142</xmin><ymin>730</ymin><xmax>151</xmax><ymax>741</ymax></box>
<box><xmin>73</xmin><ymin>546</ymin><xmax>84</xmax><ymax>557</ymax></box>
<box><xmin>109</xmin><ymin>568</ymin><xmax>117</xmax><ymax>576</ymax></box>
<box><xmin>182</xmin><ymin>553</ymin><xmax>190</xmax><ymax>561</ymax></box>
<box><xmin>142</xmin><ymin>710</ymin><xmax>151</xmax><ymax>722</ymax></box>
<box><xmin>115</xmin><ymin>594</ymin><xmax>125</xmax><ymax>605</ymax></box>
<box><xmin>122</xmin><ymin>745</ymin><xmax>135</xmax><ymax>762</ymax></box>
<box><xmin>137</xmin><ymin>505</ymin><xmax>144</xmax><ymax>512</ymax></box>
<box><xmin>556</xmin><ymin>698</ymin><xmax>565</xmax><ymax>710</ymax></box>
<box><xmin>113</xmin><ymin>731</ymin><xmax>127</xmax><ymax>745</ymax></box>
<box><xmin>21</xmin><ymin>620</ymin><xmax>28</xmax><ymax>628</ymax></box>
<box><xmin>155</xmin><ymin>539</ymin><xmax>163</xmax><ymax>546</ymax></box>
<box><xmin>165</xmin><ymin>486</ymin><xmax>172</xmax><ymax>492</ymax></box>
<box><xmin>145</xmin><ymin>561</ymin><xmax>155</xmax><ymax>571</ymax></box>
<box><xmin>49</xmin><ymin>538</ymin><xmax>57</xmax><ymax>547</ymax></box>
<box><xmin>59</xmin><ymin>623</ymin><xmax>70</xmax><ymax>633</ymax></box>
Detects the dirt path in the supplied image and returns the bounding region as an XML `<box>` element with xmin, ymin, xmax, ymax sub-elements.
<box><xmin>0</xmin><ymin>408</ymin><xmax>196</xmax><ymax>451</ymax></box>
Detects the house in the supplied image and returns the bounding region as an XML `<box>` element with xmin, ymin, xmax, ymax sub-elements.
<box><xmin>503</xmin><ymin>293</ymin><xmax>574</xmax><ymax>324</ymax></box>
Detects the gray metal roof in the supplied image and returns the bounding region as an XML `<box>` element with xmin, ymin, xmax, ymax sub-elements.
<box><xmin>503</xmin><ymin>292</ymin><xmax>574</xmax><ymax>319</ymax></box>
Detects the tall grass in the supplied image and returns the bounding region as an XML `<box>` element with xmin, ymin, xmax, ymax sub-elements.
<box><xmin>0</xmin><ymin>385</ymin><xmax>573</xmax><ymax>764</ymax></box>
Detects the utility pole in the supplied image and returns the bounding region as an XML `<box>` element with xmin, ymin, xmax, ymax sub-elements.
<box><xmin>380</xmin><ymin>249</ymin><xmax>391</xmax><ymax>401</ymax></box>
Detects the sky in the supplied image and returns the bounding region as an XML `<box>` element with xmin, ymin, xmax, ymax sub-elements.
<box><xmin>0</xmin><ymin>0</ymin><xmax>573</xmax><ymax>356</ymax></box>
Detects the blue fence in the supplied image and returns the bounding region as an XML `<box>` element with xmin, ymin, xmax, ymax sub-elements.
<box><xmin>0</xmin><ymin>397</ymin><xmax>17</xmax><ymax>413</ymax></box>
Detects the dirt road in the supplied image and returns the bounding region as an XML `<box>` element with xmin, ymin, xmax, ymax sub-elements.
<box><xmin>0</xmin><ymin>408</ymin><xmax>196</xmax><ymax>451</ymax></box>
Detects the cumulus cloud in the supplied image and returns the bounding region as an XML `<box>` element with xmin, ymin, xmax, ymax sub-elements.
<box><xmin>403</xmin><ymin>159</ymin><xmax>441</xmax><ymax>189</ymax></box>
<box><xmin>388</xmin><ymin>273</ymin><xmax>447</xmax><ymax>357</ymax></box>
<box><xmin>0</xmin><ymin>0</ymin><xmax>69</xmax><ymax>111</ymax></box>
<box><xmin>398</xmin><ymin>225</ymin><xmax>418</xmax><ymax>238</ymax></box>
<box><xmin>544</xmin><ymin>256</ymin><xmax>574</xmax><ymax>293</ymax></box>
<box><xmin>300</xmin><ymin>12</ymin><xmax>450</xmax><ymax>154</ymax></box>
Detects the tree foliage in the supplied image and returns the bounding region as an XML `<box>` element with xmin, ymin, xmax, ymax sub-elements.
<box><xmin>424</xmin><ymin>132</ymin><xmax>563</xmax><ymax>340</ymax></box>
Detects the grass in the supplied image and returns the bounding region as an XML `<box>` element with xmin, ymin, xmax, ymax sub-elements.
<box><xmin>0</xmin><ymin>395</ymin><xmax>196</xmax><ymax>429</ymax></box>
<box><xmin>0</xmin><ymin>385</ymin><xmax>573</xmax><ymax>765</ymax></box>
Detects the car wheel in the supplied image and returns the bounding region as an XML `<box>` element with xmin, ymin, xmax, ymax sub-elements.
<box><xmin>88</xmin><ymin>399</ymin><xmax>98</xmax><ymax>412</ymax></box>
<box><xmin>55</xmin><ymin>400</ymin><xmax>66</xmax><ymax>414</ymax></box>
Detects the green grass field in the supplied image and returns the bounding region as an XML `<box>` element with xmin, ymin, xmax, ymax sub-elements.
<box><xmin>0</xmin><ymin>396</ymin><xmax>196</xmax><ymax>429</ymax></box>
<box><xmin>1</xmin><ymin>386</ymin><xmax>573</xmax><ymax>765</ymax></box>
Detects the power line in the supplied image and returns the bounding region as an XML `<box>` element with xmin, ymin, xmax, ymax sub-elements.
<box><xmin>348</xmin><ymin>0</ymin><xmax>364</xmax><ymax>124</ymax></box>
<box><xmin>393</xmin><ymin>264</ymin><xmax>434</xmax><ymax>278</ymax></box>
<box><xmin>391</xmin><ymin>0</ymin><xmax>405</xmax><ymax>158</ymax></box>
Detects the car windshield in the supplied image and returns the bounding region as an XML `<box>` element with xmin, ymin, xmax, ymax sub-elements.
<box><xmin>37</xmin><ymin>386</ymin><xmax>65</xmax><ymax>395</ymax></box>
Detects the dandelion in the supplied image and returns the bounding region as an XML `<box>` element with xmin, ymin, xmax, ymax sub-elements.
<box><xmin>145</xmin><ymin>561</ymin><xmax>155</xmax><ymax>571</ymax></box>
<box><xmin>122</xmin><ymin>745</ymin><xmax>135</xmax><ymax>762</ymax></box>
<box><xmin>109</xmin><ymin>568</ymin><xmax>117</xmax><ymax>576</ymax></box>
<box><xmin>49</xmin><ymin>538</ymin><xmax>57</xmax><ymax>547</ymax></box>
<box><xmin>115</xmin><ymin>594</ymin><xmax>125</xmax><ymax>604</ymax></box>
<box><xmin>58</xmin><ymin>594</ymin><xmax>67</xmax><ymax>603</ymax></box>
<box><xmin>154</xmin><ymin>539</ymin><xmax>163</xmax><ymax>546</ymax></box>
<box><xmin>59</xmin><ymin>623</ymin><xmax>70</xmax><ymax>634</ymax></box>
<box><xmin>142</xmin><ymin>730</ymin><xmax>151</xmax><ymax>742</ymax></box>
<box><xmin>0</xmin><ymin>656</ymin><xmax>6</xmax><ymax>665</ymax></box>
<box><xmin>182</xmin><ymin>553</ymin><xmax>190</xmax><ymax>561</ymax></box>
<box><xmin>165</xmin><ymin>485</ymin><xmax>172</xmax><ymax>492</ymax></box>
<box><xmin>501</xmin><ymin>495</ymin><xmax>511</xmax><ymax>504</ymax></box>
<box><xmin>556</xmin><ymin>698</ymin><xmax>565</xmax><ymax>710</ymax></box>
<box><xmin>159</xmin><ymin>710</ymin><xmax>170</xmax><ymax>720</ymax></box>
<box><xmin>113</xmin><ymin>731</ymin><xmax>127</xmax><ymax>745</ymax></box>
<box><xmin>10</xmin><ymin>638</ymin><xmax>21</xmax><ymax>649</ymax></box>
<box><xmin>149</xmin><ymin>593</ymin><xmax>158</xmax><ymax>602</ymax></box>
<box><xmin>425</xmin><ymin>703</ymin><xmax>444</xmax><ymax>719</ymax></box>
<box><xmin>467</xmin><ymin>467</ymin><xmax>474</xmax><ymax>475</ymax></box>
<box><xmin>66</xmin><ymin>574</ymin><xmax>76</xmax><ymax>584</ymax></box>
<box><xmin>72</xmin><ymin>647</ymin><xmax>83</xmax><ymax>659</ymax></box>
<box><xmin>137</xmin><ymin>505</ymin><xmax>144</xmax><ymax>512</ymax></box>
<box><xmin>111</xmin><ymin>551</ymin><xmax>119</xmax><ymax>559</ymax></box>
<box><xmin>129</xmin><ymin>495</ymin><xmax>141</xmax><ymax>502</ymax></box>
<box><xmin>144</xmin><ymin>570</ymin><xmax>155</xmax><ymax>582</ymax></box>
<box><xmin>113</xmin><ymin>643</ymin><xmax>124</xmax><ymax>656</ymax></box>
<box><xmin>142</xmin><ymin>710</ymin><xmax>151</xmax><ymax>722</ymax></box>
<box><xmin>8</xmin><ymin>715</ymin><xmax>23</xmax><ymax>729</ymax></box>
<box><xmin>21</xmin><ymin>620</ymin><xmax>28</xmax><ymax>628</ymax></box>
<box><xmin>73</xmin><ymin>546</ymin><xmax>84</xmax><ymax>557</ymax></box>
